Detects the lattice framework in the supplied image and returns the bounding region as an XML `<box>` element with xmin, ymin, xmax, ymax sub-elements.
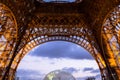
<box><xmin>0</xmin><ymin>0</ymin><xmax>120</xmax><ymax>80</ymax></box>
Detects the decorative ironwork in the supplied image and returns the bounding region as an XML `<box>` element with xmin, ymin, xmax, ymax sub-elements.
<box><xmin>0</xmin><ymin>3</ymin><xmax>18</xmax><ymax>80</ymax></box>
<box><xmin>8</xmin><ymin>14</ymin><xmax>106</xmax><ymax>80</ymax></box>
<box><xmin>102</xmin><ymin>4</ymin><xmax>120</xmax><ymax>80</ymax></box>
<box><xmin>0</xmin><ymin>0</ymin><xmax>120</xmax><ymax>80</ymax></box>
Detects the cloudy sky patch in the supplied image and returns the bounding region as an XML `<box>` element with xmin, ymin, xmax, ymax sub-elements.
<box><xmin>83</xmin><ymin>67</ymin><xmax>94</xmax><ymax>72</ymax></box>
<box><xmin>17</xmin><ymin>41</ymin><xmax>101</xmax><ymax>80</ymax></box>
<box><xmin>29</xmin><ymin>41</ymin><xmax>93</xmax><ymax>60</ymax></box>
<box><xmin>91</xmin><ymin>69</ymin><xmax>100</xmax><ymax>73</ymax></box>
<box><xmin>17</xmin><ymin>69</ymin><xmax>42</xmax><ymax>77</ymax></box>
<box><xmin>62</xmin><ymin>67</ymin><xmax>79</xmax><ymax>73</ymax></box>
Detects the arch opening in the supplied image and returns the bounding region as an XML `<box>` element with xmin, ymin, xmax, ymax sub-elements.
<box><xmin>16</xmin><ymin>41</ymin><xmax>101</xmax><ymax>80</ymax></box>
<box><xmin>9</xmin><ymin>34</ymin><xmax>106</xmax><ymax>80</ymax></box>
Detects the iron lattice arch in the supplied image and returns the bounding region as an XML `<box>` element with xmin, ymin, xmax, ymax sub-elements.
<box><xmin>101</xmin><ymin>4</ymin><xmax>120</xmax><ymax>79</ymax></box>
<box><xmin>0</xmin><ymin>3</ymin><xmax>18</xmax><ymax>80</ymax></box>
<box><xmin>10</xmin><ymin>13</ymin><xmax>106</xmax><ymax>80</ymax></box>
<box><xmin>0</xmin><ymin>0</ymin><xmax>120</xmax><ymax>80</ymax></box>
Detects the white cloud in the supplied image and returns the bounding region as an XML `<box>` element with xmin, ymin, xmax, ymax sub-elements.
<box><xmin>17</xmin><ymin>55</ymin><xmax>100</xmax><ymax>79</ymax></box>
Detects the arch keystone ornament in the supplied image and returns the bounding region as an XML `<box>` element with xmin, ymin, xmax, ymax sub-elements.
<box><xmin>0</xmin><ymin>0</ymin><xmax>120</xmax><ymax>80</ymax></box>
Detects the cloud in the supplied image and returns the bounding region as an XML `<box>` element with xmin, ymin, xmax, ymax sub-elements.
<box><xmin>17</xmin><ymin>55</ymin><xmax>100</xmax><ymax>80</ymax></box>
<box><xmin>29</xmin><ymin>41</ymin><xmax>93</xmax><ymax>60</ymax></box>
<box><xmin>18</xmin><ymin>55</ymin><xmax>98</xmax><ymax>74</ymax></box>
<box><xmin>95</xmin><ymin>74</ymin><xmax>101</xmax><ymax>79</ymax></box>
<box><xmin>83</xmin><ymin>68</ymin><xmax>100</xmax><ymax>74</ymax></box>
<box><xmin>91</xmin><ymin>69</ymin><xmax>100</xmax><ymax>73</ymax></box>
<box><xmin>17</xmin><ymin>69</ymin><xmax>45</xmax><ymax>80</ymax></box>
<box><xmin>17</xmin><ymin>69</ymin><xmax>41</xmax><ymax>77</ymax></box>
<box><xmin>76</xmin><ymin>74</ymin><xmax>101</xmax><ymax>80</ymax></box>
<box><xmin>62</xmin><ymin>67</ymin><xmax>78</xmax><ymax>73</ymax></box>
<box><xmin>83</xmin><ymin>67</ymin><xmax>94</xmax><ymax>72</ymax></box>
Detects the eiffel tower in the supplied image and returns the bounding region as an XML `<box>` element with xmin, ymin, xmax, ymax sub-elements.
<box><xmin>0</xmin><ymin>0</ymin><xmax>120</xmax><ymax>80</ymax></box>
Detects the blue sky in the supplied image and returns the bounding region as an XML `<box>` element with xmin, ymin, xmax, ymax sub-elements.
<box><xmin>39</xmin><ymin>0</ymin><xmax>76</xmax><ymax>2</ymax></box>
<box><xmin>16</xmin><ymin>41</ymin><xmax>101</xmax><ymax>80</ymax></box>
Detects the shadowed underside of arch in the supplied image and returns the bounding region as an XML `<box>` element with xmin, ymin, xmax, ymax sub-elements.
<box><xmin>0</xmin><ymin>0</ymin><xmax>120</xmax><ymax>80</ymax></box>
<box><xmin>9</xmin><ymin>14</ymin><xmax>106</xmax><ymax>79</ymax></box>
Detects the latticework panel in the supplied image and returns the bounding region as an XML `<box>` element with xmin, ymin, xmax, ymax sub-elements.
<box><xmin>0</xmin><ymin>0</ymin><xmax>120</xmax><ymax>80</ymax></box>
<box><xmin>7</xmin><ymin>14</ymin><xmax>107</xmax><ymax>79</ymax></box>
<box><xmin>102</xmin><ymin>4</ymin><xmax>120</xmax><ymax>80</ymax></box>
<box><xmin>0</xmin><ymin>3</ymin><xmax>17</xmax><ymax>79</ymax></box>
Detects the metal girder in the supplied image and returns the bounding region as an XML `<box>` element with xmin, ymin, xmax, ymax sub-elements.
<box><xmin>0</xmin><ymin>0</ymin><xmax>119</xmax><ymax>80</ymax></box>
<box><xmin>11</xmin><ymin>29</ymin><xmax>105</xmax><ymax>80</ymax></box>
<box><xmin>0</xmin><ymin>3</ymin><xmax>18</xmax><ymax>80</ymax></box>
<box><xmin>7</xmin><ymin>14</ymin><xmax>106</xmax><ymax>80</ymax></box>
<box><xmin>101</xmin><ymin>4</ymin><xmax>120</xmax><ymax>80</ymax></box>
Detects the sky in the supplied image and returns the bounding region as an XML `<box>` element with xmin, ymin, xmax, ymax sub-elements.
<box><xmin>38</xmin><ymin>0</ymin><xmax>76</xmax><ymax>2</ymax></box>
<box><xmin>16</xmin><ymin>41</ymin><xmax>101</xmax><ymax>80</ymax></box>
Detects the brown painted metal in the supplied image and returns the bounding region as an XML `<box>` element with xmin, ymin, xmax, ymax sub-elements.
<box><xmin>0</xmin><ymin>0</ymin><xmax>120</xmax><ymax>80</ymax></box>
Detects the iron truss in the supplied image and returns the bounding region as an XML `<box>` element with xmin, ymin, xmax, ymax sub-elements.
<box><xmin>101</xmin><ymin>5</ymin><xmax>120</xmax><ymax>80</ymax></box>
<box><xmin>0</xmin><ymin>0</ymin><xmax>119</xmax><ymax>80</ymax></box>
